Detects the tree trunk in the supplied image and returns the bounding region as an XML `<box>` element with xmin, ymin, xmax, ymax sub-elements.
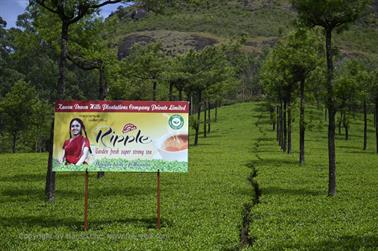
<box><xmin>45</xmin><ymin>21</ymin><xmax>69</xmax><ymax>201</ymax></box>
<box><xmin>299</xmin><ymin>79</ymin><xmax>305</xmax><ymax>165</ymax></box>
<box><xmin>189</xmin><ymin>93</ymin><xmax>193</xmax><ymax>115</ymax></box>
<box><xmin>325</xmin><ymin>108</ymin><xmax>327</xmax><ymax>122</ymax></box>
<box><xmin>97</xmin><ymin>64</ymin><xmax>106</xmax><ymax>179</ymax></box>
<box><xmin>45</xmin><ymin>120</ymin><xmax>56</xmax><ymax>201</ymax></box>
<box><xmin>169</xmin><ymin>82</ymin><xmax>173</xmax><ymax>101</ymax></box>
<box><xmin>363</xmin><ymin>99</ymin><xmax>367</xmax><ymax>150</ymax></box>
<box><xmin>287</xmin><ymin>97</ymin><xmax>292</xmax><ymax>154</ymax></box>
<box><xmin>98</xmin><ymin>64</ymin><xmax>107</xmax><ymax>99</ymax></box>
<box><xmin>283</xmin><ymin>100</ymin><xmax>287</xmax><ymax>152</ymax></box>
<box><xmin>215</xmin><ymin>102</ymin><xmax>218</xmax><ymax>122</ymax></box>
<box><xmin>376</xmin><ymin>98</ymin><xmax>378</xmax><ymax>154</ymax></box>
<box><xmin>203</xmin><ymin>101</ymin><xmax>207</xmax><ymax>138</ymax></box>
<box><xmin>326</xmin><ymin>28</ymin><xmax>336</xmax><ymax>196</ymax></box>
<box><xmin>269</xmin><ymin>107</ymin><xmax>274</xmax><ymax>130</ymax></box>
<box><xmin>179</xmin><ymin>89</ymin><xmax>183</xmax><ymax>101</ymax></box>
<box><xmin>270</xmin><ymin>106</ymin><xmax>276</xmax><ymax>131</ymax></box>
<box><xmin>279</xmin><ymin>101</ymin><xmax>283</xmax><ymax>149</ymax></box>
<box><xmin>343</xmin><ymin>113</ymin><xmax>348</xmax><ymax>140</ymax></box>
<box><xmin>207</xmin><ymin>102</ymin><xmax>211</xmax><ymax>134</ymax></box>
<box><xmin>276</xmin><ymin>105</ymin><xmax>280</xmax><ymax>143</ymax></box>
<box><xmin>12</xmin><ymin>132</ymin><xmax>17</xmax><ymax>153</ymax></box>
<box><xmin>57</xmin><ymin>22</ymin><xmax>68</xmax><ymax>98</ymax></box>
<box><xmin>152</xmin><ymin>81</ymin><xmax>157</xmax><ymax>101</ymax></box>
<box><xmin>194</xmin><ymin>91</ymin><xmax>201</xmax><ymax>146</ymax></box>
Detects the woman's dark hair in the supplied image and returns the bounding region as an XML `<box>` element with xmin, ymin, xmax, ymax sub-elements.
<box><xmin>69</xmin><ymin>118</ymin><xmax>92</xmax><ymax>153</ymax></box>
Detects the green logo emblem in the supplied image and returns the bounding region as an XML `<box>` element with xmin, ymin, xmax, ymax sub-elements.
<box><xmin>169</xmin><ymin>115</ymin><xmax>184</xmax><ymax>130</ymax></box>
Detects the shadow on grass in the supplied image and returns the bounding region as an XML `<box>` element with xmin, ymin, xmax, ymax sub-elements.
<box><xmin>317</xmin><ymin>135</ymin><xmax>363</xmax><ymax>141</ymax></box>
<box><xmin>278</xmin><ymin>235</ymin><xmax>378</xmax><ymax>250</ymax></box>
<box><xmin>258</xmin><ymin>137</ymin><xmax>275</xmax><ymax>142</ymax></box>
<box><xmin>1</xmin><ymin>186</ymin><xmax>154</xmax><ymax>203</ymax></box>
<box><xmin>253</xmin><ymin>104</ymin><xmax>267</xmax><ymax>113</ymax></box>
<box><xmin>257</xmin><ymin>150</ymin><xmax>283</xmax><ymax>154</ymax></box>
<box><xmin>0</xmin><ymin>187</ymin><xmax>75</xmax><ymax>202</ymax></box>
<box><xmin>91</xmin><ymin>186</ymin><xmax>155</xmax><ymax>197</ymax></box>
<box><xmin>0</xmin><ymin>173</ymin><xmax>92</xmax><ymax>183</ymax></box>
<box><xmin>189</xmin><ymin>143</ymin><xmax>214</xmax><ymax>147</ymax></box>
<box><xmin>0</xmin><ymin>173</ymin><xmax>46</xmax><ymax>182</ymax></box>
<box><xmin>346</xmin><ymin>151</ymin><xmax>377</xmax><ymax>155</ymax></box>
<box><xmin>259</xmin><ymin>158</ymin><xmax>299</xmax><ymax>166</ymax></box>
<box><xmin>255</xmin><ymin>119</ymin><xmax>271</xmax><ymax>124</ymax></box>
<box><xmin>221</xmin><ymin>243</ymin><xmax>240</xmax><ymax>251</ymax></box>
<box><xmin>256</xmin><ymin>142</ymin><xmax>277</xmax><ymax>148</ymax></box>
<box><xmin>262</xmin><ymin>186</ymin><xmax>323</xmax><ymax>196</ymax></box>
<box><xmin>203</xmin><ymin>134</ymin><xmax>222</xmax><ymax>139</ymax></box>
<box><xmin>337</xmin><ymin>145</ymin><xmax>361</xmax><ymax>150</ymax></box>
<box><xmin>0</xmin><ymin>216</ymin><xmax>170</xmax><ymax>230</ymax></box>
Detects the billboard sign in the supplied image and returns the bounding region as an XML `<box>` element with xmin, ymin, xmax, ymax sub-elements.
<box><xmin>52</xmin><ymin>100</ymin><xmax>189</xmax><ymax>172</ymax></box>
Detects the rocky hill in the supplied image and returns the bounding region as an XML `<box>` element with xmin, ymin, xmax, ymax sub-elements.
<box><xmin>106</xmin><ymin>0</ymin><xmax>378</xmax><ymax>64</ymax></box>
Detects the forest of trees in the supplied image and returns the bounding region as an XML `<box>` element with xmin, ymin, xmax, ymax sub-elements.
<box><xmin>0</xmin><ymin>1</ymin><xmax>252</xmax><ymax>154</ymax></box>
<box><xmin>261</xmin><ymin>0</ymin><xmax>378</xmax><ymax>196</ymax></box>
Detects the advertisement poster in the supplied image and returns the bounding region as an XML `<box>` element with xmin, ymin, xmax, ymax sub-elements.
<box><xmin>52</xmin><ymin>100</ymin><xmax>189</xmax><ymax>172</ymax></box>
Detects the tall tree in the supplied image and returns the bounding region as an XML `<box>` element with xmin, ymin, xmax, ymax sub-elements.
<box><xmin>32</xmin><ymin>0</ymin><xmax>125</xmax><ymax>201</ymax></box>
<box><xmin>163</xmin><ymin>56</ymin><xmax>191</xmax><ymax>101</ymax></box>
<box><xmin>260</xmin><ymin>53</ymin><xmax>286</xmax><ymax>150</ymax></box>
<box><xmin>181</xmin><ymin>47</ymin><xmax>237</xmax><ymax>145</ymax></box>
<box><xmin>0</xmin><ymin>80</ymin><xmax>40</xmax><ymax>153</ymax></box>
<box><xmin>0</xmin><ymin>17</ymin><xmax>25</xmax><ymax>98</ymax></box>
<box><xmin>292</xmin><ymin>0</ymin><xmax>369</xmax><ymax>196</ymax></box>
<box><xmin>34</xmin><ymin>0</ymin><xmax>122</xmax><ymax>96</ymax></box>
<box><xmin>273</xmin><ymin>29</ymin><xmax>322</xmax><ymax>157</ymax></box>
<box><xmin>334</xmin><ymin>60</ymin><xmax>367</xmax><ymax>141</ymax></box>
<box><xmin>122</xmin><ymin>43</ymin><xmax>166</xmax><ymax>101</ymax></box>
<box><xmin>67</xmin><ymin>17</ymin><xmax>120</xmax><ymax>179</ymax></box>
<box><xmin>8</xmin><ymin>11</ymin><xmax>58</xmax><ymax>102</ymax></box>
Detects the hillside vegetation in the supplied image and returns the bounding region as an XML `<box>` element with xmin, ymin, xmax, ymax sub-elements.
<box><xmin>109</xmin><ymin>0</ymin><xmax>378</xmax><ymax>63</ymax></box>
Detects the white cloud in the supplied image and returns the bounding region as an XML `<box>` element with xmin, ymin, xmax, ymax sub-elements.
<box><xmin>16</xmin><ymin>0</ymin><xmax>28</xmax><ymax>9</ymax></box>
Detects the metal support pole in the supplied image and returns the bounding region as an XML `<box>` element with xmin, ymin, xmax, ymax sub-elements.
<box><xmin>156</xmin><ymin>170</ymin><xmax>161</xmax><ymax>230</ymax></box>
<box><xmin>84</xmin><ymin>170</ymin><xmax>89</xmax><ymax>231</ymax></box>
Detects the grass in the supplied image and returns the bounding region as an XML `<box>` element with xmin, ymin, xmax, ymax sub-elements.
<box><xmin>0</xmin><ymin>103</ymin><xmax>257</xmax><ymax>250</ymax></box>
<box><xmin>1</xmin><ymin>102</ymin><xmax>378</xmax><ymax>250</ymax></box>
<box><xmin>248</xmin><ymin>103</ymin><xmax>378</xmax><ymax>250</ymax></box>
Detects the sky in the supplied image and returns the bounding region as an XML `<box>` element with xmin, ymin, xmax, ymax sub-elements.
<box><xmin>0</xmin><ymin>0</ymin><xmax>131</xmax><ymax>29</ymax></box>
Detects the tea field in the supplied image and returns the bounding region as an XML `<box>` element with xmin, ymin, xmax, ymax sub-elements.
<box><xmin>0</xmin><ymin>103</ymin><xmax>256</xmax><ymax>250</ymax></box>
<box><xmin>249</xmin><ymin>104</ymin><xmax>378</xmax><ymax>250</ymax></box>
<box><xmin>0</xmin><ymin>102</ymin><xmax>377</xmax><ymax>250</ymax></box>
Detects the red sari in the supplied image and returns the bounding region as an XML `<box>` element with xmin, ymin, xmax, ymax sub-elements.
<box><xmin>63</xmin><ymin>135</ymin><xmax>90</xmax><ymax>164</ymax></box>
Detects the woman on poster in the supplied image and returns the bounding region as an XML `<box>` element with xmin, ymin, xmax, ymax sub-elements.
<box><xmin>61</xmin><ymin>118</ymin><xmax>91</xmax><ymax>165</ymax></box>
